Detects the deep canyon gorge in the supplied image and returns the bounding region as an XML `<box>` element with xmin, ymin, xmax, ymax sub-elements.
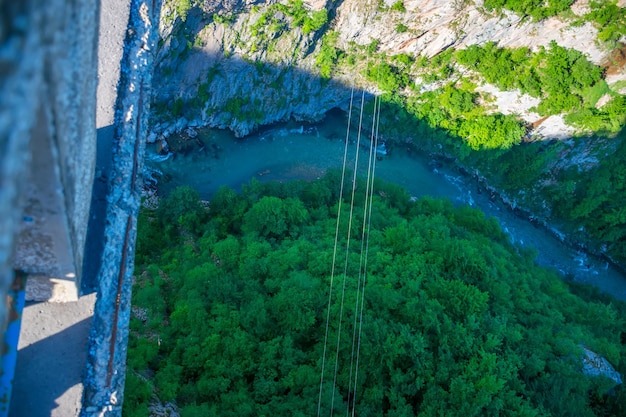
<box><xmin>122</xmin><ymin>0</ymin><xmax>626</xmax><ymax>416</ymax></box>
<box><xmin>3</xmin><ymin>0</ymin><xmax>626</xmax><ymax>416</ymax></box>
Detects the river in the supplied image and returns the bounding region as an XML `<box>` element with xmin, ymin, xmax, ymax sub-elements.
<box><xmin>146</xmin><ymin>111</ymin><xmax>626</xmax><ymax>302</ymax></box>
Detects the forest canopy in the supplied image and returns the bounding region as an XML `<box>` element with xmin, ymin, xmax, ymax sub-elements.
<box><xmin>126</xmin><ymin>174</ymin><xmax>626</xmax><ymax>417</ymax></box>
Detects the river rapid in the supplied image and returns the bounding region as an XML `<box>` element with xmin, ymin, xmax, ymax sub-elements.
<box><xmin>146</xmin><ymin>111</ymin><xmax>626</xmax><ymax>302</ymax></box>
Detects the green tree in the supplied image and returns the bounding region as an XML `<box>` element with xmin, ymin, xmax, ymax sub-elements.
<box><xmin>303</xmin><ymin>9</ymin><xmax>328</xmax><ymax>33</ymax></box>
<box><xmin>316</xmin><ymin>31</ymin><xmax>340</xmax><ymax>78</ymax></box>
<box><xmin>390</xmin><ymin>0</ymin><xmax>405</xmax><ymax>12</ymax></box>
<box><xmin>175</xmin><ymin>0</ymin><xmax>193</xmax><ymax>21</ymax></box>
<box><xmin>157</xmin><ymin>185</ymin><xmax>205</xmax><ymax>234</ymax></box>
<box><xmin>365</xmin><ymin>62</ymin><xmax>408</xmax><ymax>93</ymax></box>
<box><xmin>242</xmin><ymin>196</ymin><xmax>308</xmax><ymax>238</ymax></box>
<box><xmin>587</xmin><ymin>1</ymin><xmax>626</xmax><ymax>43</ymax></box>
<box><xmin>127</xmin><ymin>174</ymin><xmax>626</xmax><ymax>416</ymax></box>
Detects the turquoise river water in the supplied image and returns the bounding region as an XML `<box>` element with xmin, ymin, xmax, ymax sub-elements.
<box><xmin>146</xmin><ymin>111</ymin><xmax>626</xmax><ymax>301</ymax></box>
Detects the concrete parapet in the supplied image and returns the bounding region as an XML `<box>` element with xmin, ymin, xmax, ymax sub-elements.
<box><xmin>0</xmin><ymin>0</ymin><xmax>100</xmax><ymax>413</ymax></box>
<box><xmin>1</xmin><ymin>0</ymin><xmax>100</xmax><ymax>309</ymax></box>
<box><xmin>81</xmin><ymin>0</ymin><xmax>162</xmax><ymax>415</ymax></box>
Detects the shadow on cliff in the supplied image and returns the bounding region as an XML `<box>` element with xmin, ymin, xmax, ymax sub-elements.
<box><xmin>10</xmin><ymin>313</ymin><xmax>92</xmax><ymax>417</ymax></box>
<box><xmin>157</xmin><ymin>0</ymin><xmax>347</xmax><ymax>68</ymax></box>
<box><xmin>151</xmin><ymin>44</ymin><xmax>626</xmax><ymax>181</ymax></box>
<box><xmin>152</xmin><ymin>40</ymin><xmax>626</xmax><ymax>268</ymax></box>
<box><xmin>153</xmin><ymin>43</ymin><xmax>460</xmax><ymax>147</ymax></box>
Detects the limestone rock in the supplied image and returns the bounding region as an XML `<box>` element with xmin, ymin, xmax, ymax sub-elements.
<box><xmin>582</xmin><ymin>347</ymin><xmax>623</xmax><ymax>386</ymax></box>
<box><xmin>152</xmin><ymin>0</ymin><xmax>625</xmax><ymax>140</ymax></box>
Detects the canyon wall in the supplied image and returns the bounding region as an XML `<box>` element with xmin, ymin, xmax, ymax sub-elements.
<box><xmin>151</xmin><ymin>0</ymin><xmax>625</xmax><ymax>139</ymax></box>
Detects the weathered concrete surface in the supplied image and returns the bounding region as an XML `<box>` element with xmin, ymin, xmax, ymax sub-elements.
<box><xmin>1</xmin><ymin>5</ymin><xmax>99</xmax><ymax>391</ymax></box>
<box><xmin>3</xmin><ymin>0</ymin><xmax>100</xmax><ymax>304</ymax></box>
<box><xmin>16</xmin><ymin>104</ymin><xmax>80</xmax><ymax>303</ymax></box>
<box><xmin>82</xmin><ymin>0</ymin><xmax>132</xmax><ymax>295</ymax></box>
<box><xmin>82</xmin><ymin>0</ymin><xmax>162</xmax><ymax>415</ymax></box>
<box><xmin>44</xmin><ymin>0</ymin><xmax>100</xmax><ymax>295</ymax></box>
<box><xmin>8</xmin><ymin>0</ymin><xmax>131</xmax><ymax>415</ymax></box>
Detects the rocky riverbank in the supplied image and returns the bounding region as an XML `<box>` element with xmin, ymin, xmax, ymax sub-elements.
<box><xmin>147</xmin><ymin>101</ymin><xmax>626</xmax><ymax>279</ymax></box>
<box><xmin>412</xmin><ymin>137</ymin><xmax>626</xmax><ymax>276</ymax></box>
<box><xmin>147</xmin><ymin>0</ymin><xmax>626</xmax><ymax>279</ymax></box>
<box><xmin>466</xmin><ymin>164</ymin><xmax>626</xmax><ymax>275</ymax></box>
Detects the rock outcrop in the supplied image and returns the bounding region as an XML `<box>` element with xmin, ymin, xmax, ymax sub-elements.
<box><xmin>152</xmin><ymin>0</ymin><xmax>352</xmax><ymax>137</ymax></box>
<box><xmin>151</xmin><ymin>0</ymin><xmax>625</xmax><ymax>139</ymax></box>
<box><xmin>334</xmin><ymin>0</ymin><xmax>607</xmax><ymax>62</ymax></box>
<box><xmin>581</xmin><ymin>347</ymin><xmax>623</xmax><ymax>387</ymax></box>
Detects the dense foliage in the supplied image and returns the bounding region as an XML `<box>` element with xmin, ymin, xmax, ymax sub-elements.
<box><xmin>484</xmin><ymin>0</ymin><xmax>574</xmax><ymax>20</ymax></box>
<box><xmin>456</xmin><ymin>41</ymin><xmax>626</xmax><ymax>132</ymax></box>
<box><xmin>126</xmin><ymin>176</ymin><xmax>626</xmax><ymax>416</ymax></box>
<box><xmin>316</xmin><ymin>31</ymin><xmax>341</xmax><ymax>79</ymax></box>
<box><xmin>546</xmin><ymin>134</ymin><xmax>626</xmax><ymax>261</ymax></box>
<box><xmin>149</xmin><ymin>2</ymin><xmax>626</xmax><ymax>411</ymax></box>
<box><xmin>352</xmin><ymin>39</ymin><xmax>624</xmax><ymax>152</ymax></box>
<box><xmin>406</xmin><ymin>88</ymin><xmax>525</xmax><ymax>150</ymax></box>
<box><xmin>586</xmin><ymin>1</ymin><xmax>626</xmax><ymax>44</ymax></box>
<box><xmin>364</xmin><ymin>94</ymin><xmax>626</xmax><ymax>263</ymax></box>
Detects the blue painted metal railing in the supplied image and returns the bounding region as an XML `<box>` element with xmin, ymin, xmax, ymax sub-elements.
<box><xmin>0</xmin><ymin>271</ymin><xmax>26</xmax><ymax>417</ymax></box>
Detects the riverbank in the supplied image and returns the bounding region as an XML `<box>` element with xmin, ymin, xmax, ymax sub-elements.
<box><xmin>443</xmin><ymin>154</ymin><xmax>626</xmax><ymax>278</ymax></box>
<box><xmin>145</xmin><ymin>115</ymin><xmax>626</xmax><ymax>302</ymax></box>
<box><xmin>148</xmin><ymin>109</ymin><xmax>626</xmax><ymax>277</ymax></box>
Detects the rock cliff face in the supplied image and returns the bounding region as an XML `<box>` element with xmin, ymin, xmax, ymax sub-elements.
<box><xmin>334</xmin><ymin>0</ymin><xmax>607</xmax><ymax>62</ymax></box>
<box><xmin>151</xmin><ymin>0</ymin><xmax>625</xmax><ymax>138</ymax></box>
<box><xmin>151</xmin><ymin>0</ymin><xmax>351</xmax><ymax>137</ymax></box>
